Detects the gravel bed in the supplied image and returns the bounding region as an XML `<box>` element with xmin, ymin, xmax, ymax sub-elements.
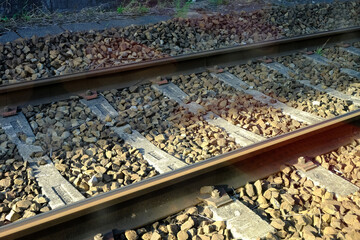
<box><xmin>95</xmin><ymin>205</ymin><xmax>233</xmax><ymax>240</ymax></box>
<box><xmin>0</xmin><ymin>10</ymin><xmax>272</xmax><ymax>85</ymax></box>
<box><xmin>171</xmin><ymin>72</ymin><xmax>306</xmax><ymax>137</ymax></box>
<box><xmin>51</xmin><ymin>134</ymin><xmax>157</xmax><ymax>197</ymax></box>
<box><xmin>229</xmin><ymin>63</ymin><xmax>356</xmax><ymax>118</ymax></box>
<box><xmin>314</xmin><ymin>138</ymin><xmax>360</xmax><ymax>188</ymax></box>
<box><xmin>85</xmin><ymin>37</ymin><xmax>166</xmax><ymax>69</ymax></box>
<box><xmin>106</xmin><ymin>85</ymin><xmax>240</xmax><ymax>164</ymax></box>
<box><xmin>278</xmin><ymin>54</ymin><xmax>360</xmax><ymax>97</ymax></box>
<box><xmin>321</xmin><ymin>45</ymin><xmax>360</xmax><ymax>71</ymax></box>
<box><xmin>94</xmin><ymin>149</ymin><xmax>360</xmax><ymax>240</ymax></box>
<box><xmin>0</xmin><ymin>128</ymin><xmax>50</xmax><ymax>225</ymax></box>
<box><xmin>22</xmin><ymin>99</ymin><xmax>98</xmax><ymax>153</ymax></box>
<box><xmin>116</xmin><ymin>11</ymin><xmax>281</xmax><ymax>56</ymax></box>
<box><xmin>236</xmin><ymin>164</ymin><xmax>360</xmax><ymax>239</ymax></box>
<box><xmin>22</xmin><ymin>98</ymin><xmax>157</xmax><ymax>197</ymax></box>
<box><xmin>267</xmin><ymin>1</ymin><xmax>359</xmax><ymax>37</ymax></box>
<box><xmin>0</xmin><ymin>34</ymin><xmax>165</xmax><ymax>85</ymax></box>
<box><xmin>116</xmin><ymin>0</ymin><xmax>359</xmax><ymax>55</ymax></box>
<box><xmin>354</xmin><ymin>42</ymin><xmax>360</xmax><ymax>48</ymax></box>
<box><xmin>1</xmin><ymin>1</ymin><xmax>359</xmax><ymax>86</ymax></box>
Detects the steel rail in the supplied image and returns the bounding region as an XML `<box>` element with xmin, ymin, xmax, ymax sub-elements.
<box><xmin>1</xmin><ymin>26</ymin><xmax>359</xmax><ymax>107</ymax></box>
<box><xmin>1</xmin><ymin>109</ymin><xmax>360</xmax><ymax>240</ymax></box>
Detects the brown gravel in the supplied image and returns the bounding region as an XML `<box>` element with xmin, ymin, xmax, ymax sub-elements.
<box><xmin>98</xmin><ymin>1</ymin><xmax>360</xmax><ymax>56</ymax></box>
<box><xmin>314</xmin><ymin>138</ymin><xmax>360</xmax><ymax>188</ymax></box>
<box><xmin>230</xmin><ymin>63</ymin><xmax>356</xmax><ymax>119</ymax></box>
<box><xmin>22</xmin><ymin>98</ymin><xmax>98</xmax><ymax>153</ymax></box>
<box><xmin>93</xmin><ymin>142</ymin><xmax>360</xmax><ymax>239</ymax></box>
<box><xmin>268</xmin><ymin>1</ymin><xmax>360</xmax><ymax>37</ymax></box>
<box><xmin>0</xmin><ymin>128</ymin><xmax>50</xmax><ymax>225</ymax></box>
<box><xmin>22</xmin><ymin>98</ymin><xmax>157</xmax><ymax>197</ymax></box>
<box><xmin>159</xmin><ymin>108</ymin><xmax>240</xmax><ymax>163</ymax></box>
<box><xmin>106</xmin><ymin>84</ymin><xmax>240</xmax><ymax>164</ymax></box>
<box><xmin>1</xmin><ymin>34</ymin><xmax>91</xmax><ymax>84</ymax></box>
<box><xmin>51</xmin><ymin>138</ymin><xmax>157</xmax><ymax>197</ymax></box>
<box><xmin>171</xmin><ymin>11</ymin><xmax>281</xmax><ymax>45</ymax></box>
<box><xmin>279</xmin><ymin>54</ymin><xmax>360</xmax><ymax>97</ymax></box>
<box><xmin>108</xmin><ymin>205</ymin><xmax>233</xmax><ymax>240</ymax></box>
<box><xmin>236</xmin><ymin>164</ymin><xmax>360</xmax><ymax>239</ymax></box>
<box><xmin>1</xmin><ymin>1</ymin><xmax>359</xmax><ymax>85</ymax></box>
<box><xmin>322</xmin><ymin>45</ymin><xmax>360</xmax><ymax>71</ymax></box>
<box><xmin>0</xmin><ymin>33</ymin><xmax>165</xmax><ymax>85</ymax></box>
<box><xmin>85</xmin><ymin>37</ymin><xmax>166</xmax><ymax>69</ymax></box>
<box><xmin>170</xmin><ymin>72</ymin><xmax>306</xmax><ymax>137</ymax></box>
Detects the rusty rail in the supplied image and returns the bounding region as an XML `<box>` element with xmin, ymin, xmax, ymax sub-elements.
<box><xmin>1</xmin><ymin>26</ymin><xmax>359</xmax><ymax>108</ymax></box>
<box><xmin>1</xmin><ymin>109</ymin><xmax>360</xmax><ymax>240</ymax></box>
<box><xmin>1</xmin><ymin>26</ymin><xmax>360</xmax><ymax>240</ymax></box>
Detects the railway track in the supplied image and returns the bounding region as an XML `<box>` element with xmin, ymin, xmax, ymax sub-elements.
<box><xmin>0</xmin><ymin>27</ymin><xmax>360</xmax><ymax>239</ymax></box>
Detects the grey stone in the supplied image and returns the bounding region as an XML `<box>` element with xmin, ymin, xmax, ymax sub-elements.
<box><xmin>61</xmin><ymin>131</ymin><xmax>71</xmax><ymax>139</ymax></box>
<box><xmin>5</xmin><ymin>210</ymin><xmax>21</xmax><ymax>222</ymax></box>
<box><xmin>88</xmin><ymin>175</ymin><xmax>99</xmax><ymax>187</ymax></box>
<box><xmin>30</xmin><ymin>121</ymin><xmax>38</xmax><ymax>130</ymax></box>
<box><xmin>26</xmin><ymin>137</ymin><xmax>35</xmax><ymax>145</ymax></box>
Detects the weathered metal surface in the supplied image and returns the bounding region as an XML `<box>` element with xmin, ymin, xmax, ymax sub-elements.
<box><xmin>1</xmin><ymin>109</ymin><xmax>360</xmax><ymax>240</ymax></box>
<box><xmin>1</xmin><ymin>27</ymin><xmax>359</xmax><ymax>108</ymax></box>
